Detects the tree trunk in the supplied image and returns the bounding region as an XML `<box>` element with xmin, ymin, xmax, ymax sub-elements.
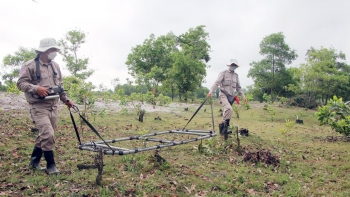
<box><xmin>171</xmin><ymin>86</ymin><xmax>174</xmax><ymax>101</ymax></box>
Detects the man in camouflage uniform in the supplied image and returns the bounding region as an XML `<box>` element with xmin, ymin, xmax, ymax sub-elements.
<box><xmin>207</xmin><ymin>59</ymin><xmax>247</xmax><ymax>139</ymax></box>
<box><xmin>17</xmin><ymin>38</ymin><xmax>74</xmax><ymax>174</ymax></box>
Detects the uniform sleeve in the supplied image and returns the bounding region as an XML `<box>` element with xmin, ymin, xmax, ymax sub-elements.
<box><xmin>209</xmin><ymin>71</ymin><xmax>224</xmax><ymax>93</ymax></box>
<box><xmin>56</xmin><ymin>64</ymin><xmax>69</xmax><ymax>103</ymax></box>
<box><xmin>59</xmin><ymin>89</ymin><xmax>69</xmax><ymax>103</ymax></box>
<box><xmin>235</xmin><ymin>75</ymin><xmax>245</xmax><ymax>99</ymax></box>
<box><xmin>17</xmin><ymin>65</ymin><xmax>38</xmax><ymax>93</ymax></box>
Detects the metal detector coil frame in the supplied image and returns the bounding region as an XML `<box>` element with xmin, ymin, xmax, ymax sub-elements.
<box><xmin>78</xmin><ymin>129</ymin><xmax>216</xmax><ymax>155</ymax></box>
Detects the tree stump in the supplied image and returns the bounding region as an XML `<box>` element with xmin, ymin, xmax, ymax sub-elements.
<box><xmin>295</xmin><ymin>119</ymin><xmax>303</xmax><ymax>124</ymax></box>
<box><xmin>139</xmin><ymin>110</ymin><xmax>145</xmax><ymax>122</ymax></box>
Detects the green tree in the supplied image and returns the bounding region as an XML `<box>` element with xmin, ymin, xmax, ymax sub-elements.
<box><xmin>171</xmin><ymin>25</ymin><xmax>210</xmax><ymax>101</ymax></box>
<box><xmin>1</xmin><ymin>47</ymin><xmax>36</xmax><ymax>92</ymax></box>
<box><xmin>245</xmin><ymin>85</ymin><xmax>264</xmax><ymax>102</ymax></box>
<box><xmin>274</xmin><ymin>67</ymin><xmax>299</xmax><ymax>98</ymax></box>
<box><xmin>63</xmin><ymin>76</ymin><xmax>96</xmax><ymax>119</ymax></box>
<box><xmin>111</xmin><ymin>77</ymin><xmax>120</xmax><ymax>91</ymax></box>
<box><xmin>58</xmin><ymin>29</ymin><xmax>96</xmax><ymax>119</ymax></box>
<box><xmin>334</xmin><ymin>61</ymin><xmax>350</xmax><ymax>101</ymax></box>
<box><xmin>58</xmin><ymin>30</ymin><xmax>94</xmax><ymax>80</ymax></box>
<box><xmin>115</xmin><ymin>81</ymin><xmax>148</xmax><ymax>96</ymax></box>
<box><xmin>248</xmin><ymin>32</ymin><xmax>298</xmax><ymax>102</ymax></box>
<box><xmin>126</xmin><ymin>25</ymin><xmax>211</xmax><ymax>100</ymax></box>
<box><xmin>176</xmin><ymin>25</ymin><xmax>211</xmax><ymax>62</ymax></box>
<box><xmin>195</xmin><ymin>86</ymin><xmax>210</xmax><ymax>99</ymax></box>
<box><xmin>286</xmin><ymin>67</ymin><xmax>303</xmax><ymax>96</ymax></box>
<box><xmin>170</xmin><ymin>51</ymin><xmax>206</xmax><ymax>101</ymax></box>
<box><xmin>247</xmin><ymin>59</ymin><xmax>272</xmax><ymax>101</ymax></box>
<box><xmin>301</xmin><ymin>47</ymin><xmax>349</xmax><ymax>104</ymax></box>
<box><xmin>160</xmin><ymin>76</ymin><xmax>178</xmax><ymax>101</ymax></box>
<box><xmin>126</xmin><ymin>32</ymin><xmax>177</xmax><ymax>94</ymax></box>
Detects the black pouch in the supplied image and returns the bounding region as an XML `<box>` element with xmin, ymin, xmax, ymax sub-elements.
<box><xmin>221</xmin><ymin>90</ymin><xmax>234</xmax><ymax>105</ymax></box>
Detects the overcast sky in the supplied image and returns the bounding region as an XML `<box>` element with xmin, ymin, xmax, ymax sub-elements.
<box><xmin>1</xmin><ymin>0</ymin><xmax>349</xmax><ymax>90</ymax></box>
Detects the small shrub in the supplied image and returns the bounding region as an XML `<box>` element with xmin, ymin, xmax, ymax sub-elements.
<box><xmin>316</xmin><ymin>95</ymin><xmax>350</xmax><ymax>136</ymax></box>
<box><xmin>120</xmin><ymin>108</ymin><xmax>128</xmax><ymax>115</ymax></box>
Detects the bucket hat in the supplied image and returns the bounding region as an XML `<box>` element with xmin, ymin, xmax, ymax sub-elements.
<box><xmin>226</xmin><ymin>59</ymin><xmax>239</xmax><ymax>67</ymax></box>
<box><xmin>35</xmin><ymin>38</ymin><xmax>61</xmax><ymax>53</ymax></box>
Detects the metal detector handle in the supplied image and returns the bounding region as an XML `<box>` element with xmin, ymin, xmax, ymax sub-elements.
<box><xmin>32</xmin><ymin>85</ymin><xmax>64</xmax><ymax>100</ymax></box>
<box><xmin>32</xmin><ymin>94</ymin><xmax>60</xmax><ymax>100</ymax></box>
<box><xmin>68</xmin><ymin>105</ymin><xmax>82</xmax><ymax>145</ymax></box>
<box><xmin>70</xmin><ymin>105</ymin><xmax>80</xmax><ymax>113</ymax></box>
<box><xmin>182</xmin><ymin>97</ymin><xmax>208</xmax><ymax>131</ymax></box>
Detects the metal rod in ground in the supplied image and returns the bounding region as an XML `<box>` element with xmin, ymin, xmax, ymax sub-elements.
<box><xmin>95</xmin><ymin>148</ymin><xmax>104</xmax><ymax>186</ymax></box>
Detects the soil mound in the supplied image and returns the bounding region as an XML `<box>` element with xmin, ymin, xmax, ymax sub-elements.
<box><xmin>243</xmin><ymin>149</ymin><xmax>280</xmax><ymax>166</ymax></box>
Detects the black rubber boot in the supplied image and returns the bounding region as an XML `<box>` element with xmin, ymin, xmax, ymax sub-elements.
<box><xmin>43</xmin><ymin>151</ymin><xmax>60</xmax><ymax>174</ymax></box>
<box><xmin>29</xmin><ymin>146</ymin><xmax>43</xmax><ymax>170</ymax></box>
<box><xmin>219</xmin><ymin>123</ymin><xmax>224</xmax><ymax>135</ymax></box>
<box><xmin>225</xmin><ymin>119</ymin><xmax>232</xmax><ymax>134</ymax></box>
<box><xmin>222</xmin><ymin>122</ymin><xmax>228</xmax><ymax>140</ymax></box>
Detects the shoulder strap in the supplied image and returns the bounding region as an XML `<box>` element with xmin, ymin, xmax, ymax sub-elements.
<box><xmin>34</xmin><ymin>53</ymin><xmax>41</xmax><ymax>80</ymax></box>
<box><xmin>35</xmin><ymin>60</ymin><xmax>41</xmax><ymax>80</ymax></box>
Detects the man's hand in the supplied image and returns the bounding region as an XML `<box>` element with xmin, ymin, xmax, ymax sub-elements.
<box><xmin>36</xmin><ymin>86</ymin><xmax>49</xmax><ymax>97</ymax></box>
<box><xmin>243</xmin><ymin>98</ymin><xmax>247</xmax><ymax>104</ymax></box>
<box><xmin>65</xmin><ymin>100</ymin><xmax>74</xmax><ymax>108</ymax></box>
<box><xmin>207</xmin><ymin>92</ymin><xmax>213</xmax><ymax>98</ymax></box>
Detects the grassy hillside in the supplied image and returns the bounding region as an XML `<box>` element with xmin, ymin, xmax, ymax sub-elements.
<box><xmin>1</xmin><ymin>101</ymin><xmax>350</xmax><ymax>196</ymax></box>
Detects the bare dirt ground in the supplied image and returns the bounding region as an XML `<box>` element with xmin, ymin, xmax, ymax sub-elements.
<box><xmin>0</xmin><ymin>92</ymin><xmax>28</xmax><ymax>110</ymax></box>
<box><xmin>0</xmin><ymin>92</ymin><xmax>199</xmax><ymax>113</ymax></box>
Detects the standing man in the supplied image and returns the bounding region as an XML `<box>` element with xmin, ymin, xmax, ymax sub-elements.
<box><xmin>17</xmin><ymin>38</ymin><xmax>74</xmax><ymax>174</ymax></box>
<box><xmin>207</xmin><ymin>59</ymin><xmax>247</xmax><ymax>139</ymax></box>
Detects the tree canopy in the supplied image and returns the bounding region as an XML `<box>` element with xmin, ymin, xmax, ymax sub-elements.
<box><xmin>301</xmin><ymin>47</ymin><xmax>349</xmax><ymax>104</ymax></box>
<box><xmin>248</xmin><ymin>32</ymin><xmax>298</xmax><ymax>101</ymax></box>
<box><xmin>1</xmin><ymin>47</ymin><xmax>36</xmax><ymax>85</ymax></box>
<box><xmin>58</xmin><ymin>30</ymin><xmax>94</xmax><ymax>80</ymax></box>
<box><xmin>126</xmin><ymin>25</ymin><xmax>211</xmax><ymax>101</ymax></box>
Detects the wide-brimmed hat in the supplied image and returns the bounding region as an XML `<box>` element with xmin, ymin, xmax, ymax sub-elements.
<box><xmin>226</xmin><ymin>59</ymin><xmax>239</xmax><ymax>67</ymax></box>
<box><xmin>35</xmin><ymin>38</ymin><xmax>61</xmax><ymax>53</ymax></box>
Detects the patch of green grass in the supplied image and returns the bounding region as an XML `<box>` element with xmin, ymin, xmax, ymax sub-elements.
<box><xmin>1</xmin><ymin>101</ymin><xmax>350</xmax><ymax>196</ymax></box>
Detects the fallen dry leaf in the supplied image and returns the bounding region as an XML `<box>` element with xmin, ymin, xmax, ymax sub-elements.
<box><xmin>195</xmin><ymin>190</ymin><xmax>207</xmax><ymax>197</ymax></box>
<box><xmin>191</xmin><ymin>184</ymin><xmax>196</xmax><ymax>191</ymax></box>
<box><xmin>170</xmin><ymin>185</ymin><xmax>177</xmax><ymax>192</ymax></box>
<box><xmin>11</xmin><ymin>150</ymin><xmax>19</xmax><ymax>158</ymax></box>
<box><xmin>184</xmin><ymin>184</ymin><xmax>196</xmax><ymax>194</ymax></box>
<box><xmin>184</xmin><ymin>186</ymin><xmax>191</xmax><ymax>194</ymax></box>
<box><xmin>246</xmin><ymin>189</ymin><xmax>255</xmax><ymax>194</ymax></box>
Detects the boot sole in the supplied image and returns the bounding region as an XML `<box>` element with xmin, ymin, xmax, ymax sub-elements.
<box><xmin>29</xmin><ymin>162</ymin><xmax>46</xmax><ymax>171</ymax></box>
